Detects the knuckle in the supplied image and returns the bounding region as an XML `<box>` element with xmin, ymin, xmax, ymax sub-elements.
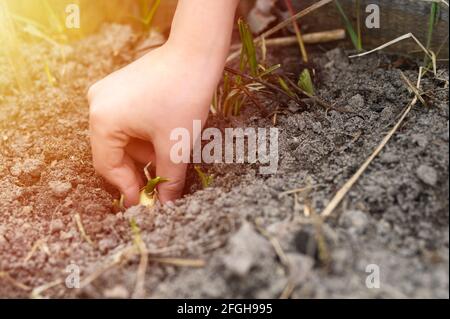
<box><xmin>161</xmin><ymin>178</ymin><xmax>185</xmax><ymax>194</ymax></box>
<box><xmin>87</xmin><ymin>82</ymin><xmax>100</xmax><ymax>102</ymax></box>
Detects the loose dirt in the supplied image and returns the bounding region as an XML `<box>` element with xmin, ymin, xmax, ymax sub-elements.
<box><xmin>0</xmin><ymin>24</ymin><xmax>448</xmax><ymax>298</ymax></box>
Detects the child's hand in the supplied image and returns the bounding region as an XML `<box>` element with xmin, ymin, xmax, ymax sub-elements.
<box><xmin>88</xmin><ymin>44</ymin><xmax>223</xmax><ymax>207</ymax></box>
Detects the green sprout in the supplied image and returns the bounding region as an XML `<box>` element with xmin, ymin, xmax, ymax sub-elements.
<box><xmin>298</xmin><ymin>69</ymin><xmax>314</xmax><ymax>96</ymax></box>
<box><xmin>238</xmin><ymin>18</ymin><xmax>258</xmax><ymax>77</ymax></box>
<box><xmin>194</xmin><ymin>166</ymin><xmax>214</xmax><ymax>189</ymax></box>
<box><xmin>335</xmin><ymin>0</ymin><xmax>363</xmax><ymax>52</ymax></box>
<box><xmin>278</xmin><ymin>76</ymin><xmax>296</xmax><ymax>99</ymax></box>
<box><xmin>137</xmin><ymin>0</ymin><xmax>162</xmax><ymax>30</ymax></box>
<box><xmin>424</xmin><ymin>2</ymin><xmax>439</xmax><ymax>66</ymax></box>
<box><xmin>213</xmin><ymin>19</ymin><xmax>282</xmax><ymax>117</ymax></box>
<box><xmin>140</xmin><ymin>163</ymin><xmax>168</xmax><ymax>208</ymax></box>
<box><xmin>113</xmin><ymin>163</ymin><xmax>168</xmax><ymax>210</ymax></box>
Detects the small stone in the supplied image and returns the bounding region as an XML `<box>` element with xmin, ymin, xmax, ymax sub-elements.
<box><xmin>10</xmin><ymin>163</ymin><xmax>22</xmax><ymax>177</ymax></box>
<box><xmin>416</xmin><ymin>165</ymin><xmax>438</xmax><ymax>186</ymax></box>
<box><xmin>0</xmin><ymin>234</ymin><xmax>6</xmax><ymax>244</ymax></box>
<box><xmin>103</xmin><ymin>285</ymin><xmax>129</xmax><ymax>299</ymax></box>
<box><xmin>380</xmin><ymin>152</ymin><xmax>399</xmax><ymax>164</ymax></box>
<box><xmin>222</xmin><ymin>222</ymin><xmax>273</xmax><ymax>277</ymax></box>
<box><xmin>50</xmin><ymin>219</ymin><xmax>64</xmax><ymax>233</ymax></box>
<box><xmin>187</xmin><ymin>200</ymin><xmax>201</xmax><ymax>215</ymax></box>
<box><xmin>377</xmin><ymin>219</ymin><xmax>391</xmax><ymax>236</ymax></box>
<box><xmin>21</xmin><ymin>159</ymin><xmax>44</xmax><ymax>178</ymax></box>
<box><xmin>339</xmin><ymin>210</ymin><xmax>369</xmax><ymax>234</ymax></box>
<box><xmin>411</xmin><ymin>134</ymin><xmax>428</xmax><ymax>148</ymax></box>
<box><xmin>348</xmin><ymin>94</ymin><xmax>365</xmax><ymax>110</ymax></box>
<box><xmin>60</xmin><ymin>230</ymin><xmax>74</xmax><ymax>240</ymax></box>
<box><xmin>49</xmin><ymin>181</ymin><xmax>72</xmax><ymax>198</ymax></box>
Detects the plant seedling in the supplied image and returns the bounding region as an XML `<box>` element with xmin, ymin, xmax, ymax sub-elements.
<box><xmin>284</xmin><ymin>0</ymin><xmax>315</xmax><ymax>97</ymax></box>
<box><xmin>113</xmin><ymin>163</ymin><xmax>168</xmax><ymax>210</ymax></box>
<box><xmin>298</xmin><ymin>69</ymin><xmax>314</xmax><ymax>96</ymax></box>
<box><xmin>194</xmin><ymin>166</ymin><xmax>213</xmax><ymax>189</ymax></box>
<box><xmin>140</xmin><ymin>162</ymin><xmax>168</xmax><ymax>208</ymax></box>
<box><xmin>334</xmin><ymin>0</ymin><xmax>362</xmax><ymax>52</ymax></box>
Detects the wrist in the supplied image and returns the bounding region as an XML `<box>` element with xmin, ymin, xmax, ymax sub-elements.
<box><xmin>165</xmin><ymin>0</ymin><xmax>239</xmax><ymax>72</ymax></box>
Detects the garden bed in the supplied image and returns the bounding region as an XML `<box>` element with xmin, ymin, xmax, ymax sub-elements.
<box><xmin>0</xmin><ymin>23</ymin><xmax>448</xmax><ymax>298</ymax></box>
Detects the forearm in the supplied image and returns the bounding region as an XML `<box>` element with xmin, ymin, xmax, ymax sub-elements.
<box><xmin>167</xmin><ymin>0</ymin><xmax>240</xmax><ymax>73</ymax></box>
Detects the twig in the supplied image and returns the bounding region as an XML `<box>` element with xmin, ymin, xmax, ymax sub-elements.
<box><xmin>224</xmin><ymin>66</ymin><xmax>303</xmax><ymax>106</ymax></box>
<box><xmin>31</xmin><ymin>279</ymin><xmax>63</xmax><ymax>299</ymax></box>
<box><xmin>240</xmin><ymin>84</ymin><xmax>269</xmax><ymax>116</ymax></box>
<box><xmin>80</xmin><ymin>246</ymin><xmax>136</xmax><ymax>289</ymax></box>
<box><xmin>0</xmin><ymin>271</ymin><xmax>31</xmax><ymax>291</ymax></box>
<box><xmin>282</xmin><ymin>76</ymin><xmax>333</xmax><ymax>109</ymax></box>
<box><xmin>227</xmin><ymin>0</ymin><xmax>334</xmax><ymax>63</ymax></box>
<box><xmin>279</xmin><ymin>184</ymin><xmax>325</xmax><ymax>198</ymax></box>
<box><xmin>399</xmin><ymin>71</ymin><xmax>427</xmax><ymax>107</ymax></box>
<box><xmin>130</xmin><ymin>220</ymin><xmax>149</xmax><ymax>299</ymax></box>
<box><xmin>230</xmin><ymin>29</ymin><xmax>346</xmax><ymax>51</ymax></box>
<box><xmin>74</xmin><ymin>213</ymin><xmax>94</xmax><ymax>246</ymax></box>
<box><xmin>349</xmin><ymin>33</ymin><xmax>437</xmax><ymax>75</ymax></box>
<box><xmin>24</xmin><ymin>238</ymin><xmax>49</xmax><ymax>262</ymax></box>
<box><xmin>148</xmin><ymin>257</ymin><xmax>205</xmax><ymax>268</ymax></box>
<box><xmin>321</xmin><ymin>69</ymin><xmax>424</xmax><ymax>218</ymax></box>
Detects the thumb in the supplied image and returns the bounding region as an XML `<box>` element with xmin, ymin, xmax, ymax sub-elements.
<box><xmin>155</xmin><ymin>143</ymin><xmax>187</xmax><ymax>204</ymax></box>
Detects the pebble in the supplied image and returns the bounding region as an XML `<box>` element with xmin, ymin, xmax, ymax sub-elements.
<box><xmin>416</xmin><ymin>165</ymin><xmax>438</xmax><ymax>186</ymax></box>
<box><xmin>222</xmin><ymin>222</ymin><xmax>273</xmax><ymax>277</ymax></box>
<box><xmin>339</xmin><ymin>210</ymin><xmax>369</xmax><ymax>234</ymax></box>
<box><xmin>49</xmin><ymin>181</ymin><xmax>72</xmax><ymax>198</ymax></box>
<box><xmin>21</xmin><ymin>159</ymin><xmax>44</xmax><ymax>177</ymax></box>
<box><xmin>187</xmin><ymin>199</ymin><xmax>201</xmax><ymax>215</ymax></box>
<box><xmin>411</xmin><ymin>134</ymin><xmax>428</xmax><ymax>148</ymax></box>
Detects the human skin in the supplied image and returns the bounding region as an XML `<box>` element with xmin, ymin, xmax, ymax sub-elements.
<box><xmin>87</xmin><ymin>0</ymin><xmax>240</xmax><ymax>207</ymax></box>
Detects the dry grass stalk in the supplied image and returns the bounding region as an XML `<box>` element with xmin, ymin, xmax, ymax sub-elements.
<box><xmin>0</xmin><ymin>271</ymin><xmax>32</xmax><ymax>291</ymax></box>
<box><xmin>31</xmin><ymin>279</ymin><xmax>63</xmax><ymax>299</ymax></box>
<box><xmin>321</xmin><ymin>69</ymin><xmax>424</xmax><ymax>218</ymax></box>
<box><xmin>227</xmin><ymin>0</ymin><xmax>333</xmax><ymax>63</ymax></box>
<box><xmin>74</xmin><ymin>213</ymin><xmax>94</xmax><ymax>246</ymax></box>
<box><xmin>24</xmin><ymin>238</ymin><xmax>49</xmax><ymax>262</ymax></box>
<box><xmin>148</xmin><ymin>257</ymin><xmax>205</xmax><ymax>268</ymax></box>
<box><xmin>349</xmin><ymin>33</ymin><xmax>437</xmax><ymax>75</ymax></box>
<box><xmin>234</xmin><ymin>29</ymin><xmax>345</xmax><ymax>49</ymax></box>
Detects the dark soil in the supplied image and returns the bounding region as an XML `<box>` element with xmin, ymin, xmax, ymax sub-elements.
<box><xmin>0</xmin><ymin>24</ymin><xmax>448</xmax><ymax>299</ymax></box>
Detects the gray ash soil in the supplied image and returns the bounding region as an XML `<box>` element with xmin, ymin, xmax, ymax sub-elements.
<box><xmin>0</xmin><ymin>25</ymin><xmax>448</xmax><ymax>299</ymax></box>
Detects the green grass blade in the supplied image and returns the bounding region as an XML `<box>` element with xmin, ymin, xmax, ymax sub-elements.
<box><xmin>298</xmin><ymin>69</ymin><xmax>315</xmax><ymax>96</ymax></box>
<box><xmin>278</xmin><ymin>77</ymin><xmax>296</xmax><ymax>98</ymax></box>
<box><xmin>238</xmin><ymin>18</ymin><xmax>258</xmax><ymax>77</ymax></box>
<box><xmin>424</xmin><ymin>2</ymin><xmax>438</xmax><ymax>65</ymax></box>
<box><xmin>334</xmin><ymin>0</ymin><xmax>361</xmax><ymax>51</ymax></box>
<box><xmin>194</xmin><ymin>166</ymin><xmax>213</xmax><ymax>189</ymax></box>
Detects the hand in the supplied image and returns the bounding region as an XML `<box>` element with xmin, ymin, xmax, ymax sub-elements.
<box><xmin>87</xmin><ymin>43</ymin><xmax>222</xmax><ymax>207</ymax></box>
